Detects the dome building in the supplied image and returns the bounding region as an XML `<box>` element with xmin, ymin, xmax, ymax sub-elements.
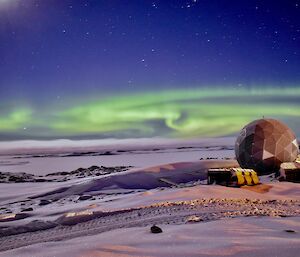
<box><xmin>235</xmin><ymin>119</ymin><xmax>299</xmax><ymax>175</ymax></box>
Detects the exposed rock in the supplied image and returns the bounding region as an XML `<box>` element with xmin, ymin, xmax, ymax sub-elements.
<box><xmin>88</xmin><ymin>166</ymin><xmax>99</xmax><ymax>171</ymax></box>
<box><xmin>21</xmin><ymin>207</ymin><xmax>33</xmax><ymax>212</ymax></box>
<box><xmin>0</xmin><ymin>166</ymin><xmax>132</xmax><ymax>183</ymax></box>
<box><xmin>8</xmin><ymin>176</ymin><xmax>25</xmax><ymax>183</ymax></box>
<box><xmin>151</xmin><ymin>225</ymin><xmax>162</xmax><ymax>233</ymax></box>
<box><xmin>285</xmin><ymin>229</ymin><xmax>296</xmax><ymax>233</ymax></box>
<box><xmin>39</xmin><ymin>199</ymin><xmax>51</xmax><ymax>206</ymax></box>
<box><xmin>78</xmin><ymin>195</ymin><xmax>92</xmax><ymax>201</ymax></box>
<box><xmin>186</xmin><ymin>215</ymin><xmax>203</xmax><ymax>223</ymax></box>
<box><xmin>34</xmin><ymin>178</ymin><xmax>49</xmax><ymax>182</ymax></box>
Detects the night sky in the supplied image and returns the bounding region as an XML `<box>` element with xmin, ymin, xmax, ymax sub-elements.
<box><xmin>0</xmin><ymin>0</ymin><xmax>300</xmax><ymax>140</ymax></box>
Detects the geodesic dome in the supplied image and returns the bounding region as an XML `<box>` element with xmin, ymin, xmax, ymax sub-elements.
<box><xmin>235</xmin><ymin>119</ymin><xmax>299</xmax><ymax>175</ymax></box>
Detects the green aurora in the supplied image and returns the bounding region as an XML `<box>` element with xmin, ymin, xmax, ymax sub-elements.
<box><xmin>0</xmin><ymin>109</ymin><xmax>32</xmax><ymax>131</ymax></box>
<box><xmin>1</xmin><ymin>87</ymin><xmax>300</xmax><ymax>139</ymax></box>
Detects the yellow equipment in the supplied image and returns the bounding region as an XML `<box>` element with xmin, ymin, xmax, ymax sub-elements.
<box><xmin>251</xmin><ymin>171</ymin><xmax>260</xmax><ymax>185</ymax></box>
<box><xmin>208</xmin><ymin>168</ymin><xmax>260</xmax><ymax>187</ymax></box>
<box><xmin>243</xmin><ymin>170</ymin><xmax>253</xmax><ymax>185</ymax></box>
<box><xmin>234</xmin><ymin>170</ymin><xmax>245</xmax><ymax>185</ymax></box>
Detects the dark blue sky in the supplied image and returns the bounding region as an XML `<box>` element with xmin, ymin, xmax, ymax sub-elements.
<box><xmin>1</xmin><ymin>0</ymin><xmax>300</xmax><ymax>103</ymax></box>
<box><xmin>0</xmin><ymin>0</ymin><xmax>300</xmax><ymax>140</ymax></box>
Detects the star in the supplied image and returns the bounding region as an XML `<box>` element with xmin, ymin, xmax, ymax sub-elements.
<box><xmin>152</xmin><ymin>3</ymin><xmax>158</xmax><ymax>8</ymax></box>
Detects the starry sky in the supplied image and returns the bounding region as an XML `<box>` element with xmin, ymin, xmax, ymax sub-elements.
<box><xmin>0</xmin><ymin>0</ymin><xmax>300</xmax><ymax>140</ymax></box>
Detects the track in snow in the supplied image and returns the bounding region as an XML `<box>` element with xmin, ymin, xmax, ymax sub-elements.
<box><xmin>0</xmin><ymin>199</ymin><xmax>299</xmax><ymax>252</ymax></box>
